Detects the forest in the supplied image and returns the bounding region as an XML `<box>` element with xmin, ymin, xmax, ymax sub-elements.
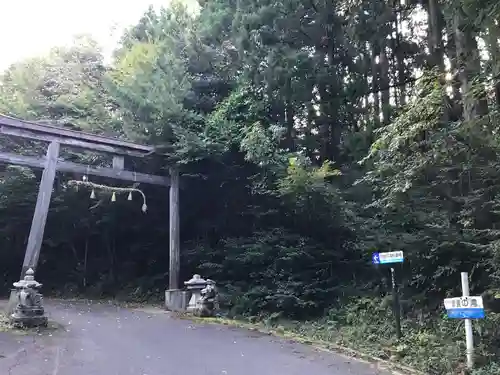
<box><xmin>1</xmin><ymin>0</ymin><xmax>500</xmax><ymax>373</ymax></box>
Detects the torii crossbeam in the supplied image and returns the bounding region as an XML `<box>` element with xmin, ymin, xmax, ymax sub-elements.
<box><xmin>0</xmin><ymin>114</ymin><xmax>181</xmax><ymax>291</ymax></box>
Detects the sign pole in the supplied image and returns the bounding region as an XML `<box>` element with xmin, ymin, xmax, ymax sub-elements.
<box><xmin>461</xmin><ymin>272</ymin><xmax>474</xmax><ymax>370</ymax></box>
<box><xmin>444</xmin><ymin>275</ymin><xmax>484</xmax><ymax>368</ymax></box>
<box><xmin>372</xmin><ymin>251</ymin><xmax>404</xmax><ymax>339</ymax></box>
<box><xmin>391</xmin><ymin>267</ymin><xmax>402</xmax><ymax>339</ymax></box>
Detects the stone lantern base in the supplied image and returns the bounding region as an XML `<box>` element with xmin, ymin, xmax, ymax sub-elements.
<box><xmin>10</xmin><ymin>308</ymin><xmax>48</xmax><ymax>328</ymax></box>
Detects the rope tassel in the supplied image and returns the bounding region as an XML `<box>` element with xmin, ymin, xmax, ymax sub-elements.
<box><xmin>68</xmin><ymin>180</ymin><xmax>148</xmax><ymax>213</ymax></box>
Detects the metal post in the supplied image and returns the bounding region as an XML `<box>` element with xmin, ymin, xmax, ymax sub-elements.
<box><xmin>461</xmin><ymin>272</ymin><xmax>474</xmax><ymax>370</ymax></box>
<box><xmin>391</xmin><ymin>267</ymin><xmax>402</xmax><ymax>339</ymax></box>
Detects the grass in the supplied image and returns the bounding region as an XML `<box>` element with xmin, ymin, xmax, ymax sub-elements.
<box><xmin>0</xmin><ymin>313</ymin><xmax>10</xmax><ymax>332</ymax></box>
<box><xmin>0</xmin><ymin>309</ymin><xmax>63</xmax><ymax>335</ymax></box>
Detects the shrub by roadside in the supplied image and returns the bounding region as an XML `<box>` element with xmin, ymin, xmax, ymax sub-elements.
<box><xmin>217</xmin><ymin>297</ymin><xmax>500</xmax><ymax>375</ymax></box>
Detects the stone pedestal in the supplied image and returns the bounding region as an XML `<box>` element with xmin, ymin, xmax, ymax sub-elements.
<box><xmin>11</xmin><ymin>308</ymin><xmax>48</xmax><ymax>327</ymax></box>
<box><xmin>165</xmin><ymin>289</ymin><xmax>189</xmax><ymax>312</ymax></box>
<box><xmin>9</xmin><ymin>269</ymin><xmax>48</xmax><ymax>328</ymax></box>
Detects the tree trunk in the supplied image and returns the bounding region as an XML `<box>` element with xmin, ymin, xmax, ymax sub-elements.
<box><xmin>284</xmin><ymin>80</ymin><xmax>296</xmax><ymax>152</ymax></box>
<box><xmin>446</xmin><ymin>22</ymin><xmax>462</xmax><ymax>103</ymax></box>
<box><xmin>380</xmin><ymin>46</ymin><xmax>391</xmax><ymax>124</ymax></box>
<box><xmin>394</xmin><ymin>12</ymin><xmax>406</xmax><ymax>106</ymax></box>
<box><xmin>305</xmin><ymin>105</ymin><xmax>315</xmax><ymax>161</ymax></box>
<box><xmin>318</xmin><ymin>24</ymin><xmax>340</xmax><ymax>163</ymax></box>
<box><xmin>371</xmin><ymin>42</ymin><xmax>381</xmax><ymax>127</ymax></box>
<box><xmin>453</xmin><ymin>8</ymin><xmax>488</xmax><ymax>120</ymax></box>
<box><xmin>486</xmin><ymin>25</ymin><xmax>500</xmax><ymax>108</ymax></box>
<box><xmin>427</xmin><ymin>0</ymin><xmax>445</xmax><ymax>72</ymax></box>
<box><xmin>318</xmin><ymin>84</ymin><xmax>331</xmax><ymax>162</ymax></box>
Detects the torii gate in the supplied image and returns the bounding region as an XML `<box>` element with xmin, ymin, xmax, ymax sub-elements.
<box><xmin>0</xmin><ymin>114</ymin><xmax>181</xmax><ymax>294</ymax></box>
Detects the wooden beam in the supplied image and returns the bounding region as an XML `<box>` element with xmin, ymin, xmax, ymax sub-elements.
<box><xmin>0</xmin><ymin>151</ymin><xmax>170</xmax><ymax>186</ymax></box>
<box><xmin>0</xmin><ymin>114</ymin><xmax>154</xmax><ymax>153</ymax></box>
<box><xmin>169</xmin><ymin>167</ymin><xmax>180</xmax><ymax>290</ymax></box>
<box><xmin>0</xmin><ymin>151</ymin><xmax>45</xmax><ymax>169</ymax></box>
<box><xmin>21</xmin><ymin>141</ymin><xmax>60</xmax><ymax>277</ymax></box>
<box><xmin>57</xmin><ymin>160</ymin><xmax>170</xmax><ymax>186</ymax></box>
<box><xmin>0</xmin><ymin>125</ymin><xmax>149</xmax><ymax>157</ymax></box>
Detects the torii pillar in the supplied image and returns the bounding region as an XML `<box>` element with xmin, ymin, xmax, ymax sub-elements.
<box><xmin>165</xmin><ymin>167</ymin><xmax>185</xmax><ymax>311</ymax></box>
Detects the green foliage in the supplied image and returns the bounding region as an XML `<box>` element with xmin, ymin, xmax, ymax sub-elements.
<box><xmin>356</xmin><ymin>73</ymin><xmax>500</xmax><ymax>304</ymax></box>
<box><xmin>0</xmin><ymin>35</ymin><xmax>113</xmax><ymax>133</ymax></box>
<box><xmin>1</xmin><ymin>0</ymin><xmax>500</xmax><ymax>372</ymax></box>
<box><xmin>185</xmin><ymin>229</ymin><xmax>354</xmax><ymax>318</ymax></box>
<box><xmin>267</xmin><ymin>297</ymin><xmax>500</xmax><ymax>374</ymax></box>
<box><xmin>472</xmin><ymin>363</ymin><xmax>500</xmax><ymax>375</ymax></box>
<box><xmin>109</xmin><ymin>38</ymin><xmax>190</xmax><ymax>142</ymax></box>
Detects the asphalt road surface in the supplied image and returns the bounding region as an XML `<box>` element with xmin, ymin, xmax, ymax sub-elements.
<box><xmin>0</xmin><ymin>300</ymin><xmax>393</xmax><ymax>375</ymax></box>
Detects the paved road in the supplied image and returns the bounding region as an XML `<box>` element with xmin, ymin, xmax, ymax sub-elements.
<box><xmin>0</xmin><ymin>300</ymin><xmax>392</xmax><ymax>375</ymax></box>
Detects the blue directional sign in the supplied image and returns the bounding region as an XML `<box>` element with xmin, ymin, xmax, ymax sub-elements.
<box><xmin>372</xmin><ymin>251</ymin><xmax>404</xmax><ymax>265</ymax></box>
<box><xmin>444</xmin><ymin>297</ymin><xmax>485</xmax><ymax>319</ymax></box>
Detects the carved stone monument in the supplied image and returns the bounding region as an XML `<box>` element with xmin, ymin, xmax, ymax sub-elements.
<box><xmin>199</xmin><ymin>281</ymin><xmax>217</xmax><ymax>317</ymax></box>
<box><xmin>184</xmin><ymin>274</ymin><xmax>217</xmax><ymax>317</ymax></box>
<box><xmin>10</xmin><ymin>268</ymin><xmax>48</xmax><ymax>327</ymax></box>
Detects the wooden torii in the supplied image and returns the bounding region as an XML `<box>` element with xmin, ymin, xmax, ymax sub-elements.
<box><xmin>0</xmin><ymin>114</ymin><xmax>181</xmax><ymax>291</ymax></box>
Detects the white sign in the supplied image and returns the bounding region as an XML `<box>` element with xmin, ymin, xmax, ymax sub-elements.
<box><xmin>444</xmin><ymin>296</ymin><xmax>485</xmax><ymax>319</ymax></box>
<box><xmin>444</xmin><ymin>296</ymin><xmax>483</xmax><ymax>309</ymax></box>
<box><xmin>372</xmin><ymin>251</ymin><xmax>404</xmax><ymax>264</ymax></box>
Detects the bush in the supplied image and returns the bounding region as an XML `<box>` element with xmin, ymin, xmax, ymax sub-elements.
<box><xmin>183</xmin><ymin>228</ymin><xmax>359</xmax><ymax>318</ymax></box>
<box><xmin>283</xmin><ymin>298</ymin><xmax>500</xmax><ymax>374</ymax></box>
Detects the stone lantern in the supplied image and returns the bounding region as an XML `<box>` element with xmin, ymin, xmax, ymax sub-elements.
<box><xmin>184</xmin><ymin>274</ymin><xmax>217</xmax><ymax>316</ymax></box>
<box><xmin>10</xmin><ymin>268</ymin><xmax>48</xmax><ymax>327</ymax></box>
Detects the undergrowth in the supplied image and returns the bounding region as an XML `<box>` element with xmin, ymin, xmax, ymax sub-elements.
<box><xmin>220</xmin><ymin>297</ymin><xmax>500</xmax><ymax>375</ymax></box>
<box><xmin>0</xmin><ymin>313</ymin><xmax>10</xmax><ymax>332</ymax></box>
